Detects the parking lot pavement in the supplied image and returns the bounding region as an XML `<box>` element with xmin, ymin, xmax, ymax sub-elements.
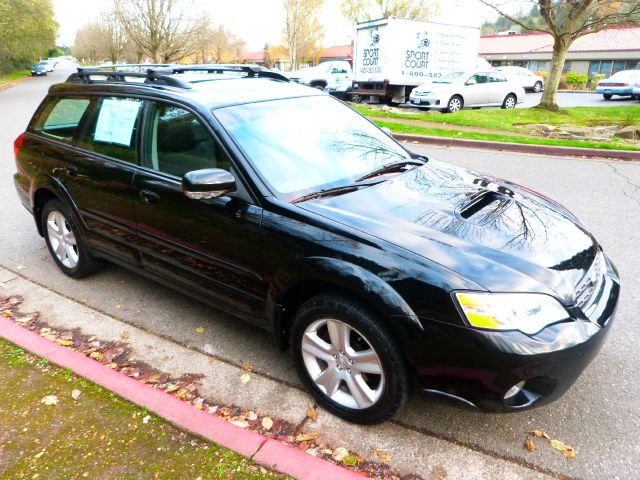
<box><xmin>2</xmin><ymin>67</ymin><xmax>639</xmax><ymax>479</ymax></box>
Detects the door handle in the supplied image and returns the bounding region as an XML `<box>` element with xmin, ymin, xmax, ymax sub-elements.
<box><xmin>140</xmin><ymin>190</ymin><xmax>160</xmax><ymax>205</ymax></box>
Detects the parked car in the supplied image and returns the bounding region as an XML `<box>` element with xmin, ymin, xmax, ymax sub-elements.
<box><xmin>288</xmin><ymin>61</ymin><xmax>352</xmax><ymax>91</ymax></box>
<box><xmin>494</xmin><ymin>66</ymin><xmax>544</xmax><ymax>93</ymax></box>
<box><xmin>37</xmin><ymin>60</ymin><xmax>54</xmax><ymax>72</ymax></box>
<box><xmin>13</xmin><ymin>65</ymin><xmax>619</xmax><ymax>424</ymax></box>
<box><xmin>595</xmin><ymin>69</ymin><xmax>640</xmax><ymax>99</ymax></box>
<box><xmin>30</xmin><ymin>64</ymin><xmax>47</xmax><ymax>76</ymax></box>
<box><xmin>410</xmin><ymin>70</ymin><xmax>525</xmax><ymax>112</ymax></box>
<box><xmin>633</xmin><ymin>81</ymin><xmax>640</xmax><ymax>99</ymax></box>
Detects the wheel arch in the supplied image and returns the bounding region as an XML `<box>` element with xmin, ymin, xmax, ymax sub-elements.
<box><xmin>268</xmin><ymin>257</ymin><xmax>423</xmax><ymax>351</ymax></box>
<box><xmin>32</xmin><ymin>179</ymin><xmax>83</xmax><ymax>237</ymax></box>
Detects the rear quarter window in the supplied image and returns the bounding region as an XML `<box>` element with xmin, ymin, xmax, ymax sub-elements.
<box><xmin>31</xmin><ymin>97</ymin><xmax>91</xmax><ymax>142</ymax></box>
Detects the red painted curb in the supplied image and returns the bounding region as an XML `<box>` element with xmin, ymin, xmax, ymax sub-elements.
<box><xmin>255</xmin><ymin>439</ymin><xmax>365</xmax><ymax>480</ymax></box>
<box><xmin>0</xmin><ymin>316</ymin><xmax>362</xmax><ymax>480</ymax></box>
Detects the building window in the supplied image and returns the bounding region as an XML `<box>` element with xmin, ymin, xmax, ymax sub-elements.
<box><xmin>563</xmin><ymin>61</ymin><xmax>572</xmax><ymax>73</ymax></box>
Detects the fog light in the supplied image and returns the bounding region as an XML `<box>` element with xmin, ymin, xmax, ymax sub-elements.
<box><xmin>504</xmin><ymin>381</ymin><xmax>526</xmax><ymax>400</ymax></box>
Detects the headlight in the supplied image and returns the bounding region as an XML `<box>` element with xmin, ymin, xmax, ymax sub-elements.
<box><xmin>454</xmin><ymin>292</ymin><xmax>570</xmax><ymax>335</ymax></box>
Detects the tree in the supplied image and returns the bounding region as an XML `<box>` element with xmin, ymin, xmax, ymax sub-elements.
<box><xmin>282</xmin><ymin>0</ymin><xmax>325</xmax><ymax>71</ymax></box>
<box><xmin>339</xmin><ymin>0</ymin><xmax>440</xmax><ymax>23</ymax></box>
<box><xmin>113</xmin><ymin>0</ymin><xmax>201</xmax><ymax>63</ymax></box>
<box><xmin>263</xmin><ymin>43</ymin><xmax>273</xmax><ymax>68</ymax></box>
<box><xmin>0</xmin><ymin>0</ymin><xmax>57</xmax><ymax>72</ymax></box>
<box><xmin>71</xmin><ymin>12</ymin><xmax>131</xmax><ymax>65</ymax></box>
<box><xmin>479</xmin><ymin>1</ymin><xmax>640</xmax><ymax>112</ymax></box>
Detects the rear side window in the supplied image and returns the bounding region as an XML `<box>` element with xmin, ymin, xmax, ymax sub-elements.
<box><xmin>32</xmin><ymin>97</ymin><xmax>91</xmax><ymax>142</ymax></box>
<box><xmin>77</xmin><ymin>96</ymin><xmax>143</xmax><ymax>163</ymax></box>
<box><xmin>490</xmin><ymin>73</ymin><xmax>507</xmax><ymax>83</ymax></box>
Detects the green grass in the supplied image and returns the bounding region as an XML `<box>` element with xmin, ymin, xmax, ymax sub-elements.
<box><xmin>355</xmin><ymin>104</ymin><xmax>640</xmax><ymax>132</ymax></box>
<box><xmin>0</xmin><ymin>339</ymin><xmax>291</xmax><ymax>480</ymax></box>
<box><xmin>0</xmin><ymin>70</ymin><xmax>30</xmax><ymax>85</ymax></box>
<box><xmin>374</xmin><ymin>120</ymin><xmax>640</xmax><ymax>152</ymax></box>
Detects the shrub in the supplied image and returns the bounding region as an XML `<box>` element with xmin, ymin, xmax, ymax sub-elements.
<box><xmin>565</xmin><ymin>72</ymin><xmax>589</xmax><ymax>89</ymax></box>
<box><xmin>589</xmin><ymin>73</ymin><xmax>606</xmax><ymax>90</ymax></box>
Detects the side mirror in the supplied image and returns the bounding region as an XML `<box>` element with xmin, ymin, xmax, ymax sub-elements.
<box><xmin>182</xmin><ymin>168</ymin><xmax>236</xmax><ymax>200</ymax></box>
<box><xmin>381</xmin><ymin>126</ymin><xmax>393</xmax><ymax>136</ymax></box>
<box><xmin>466</xmin><ymin>78</ymin><xmax>477</xmax><ymax>86</ymax></box>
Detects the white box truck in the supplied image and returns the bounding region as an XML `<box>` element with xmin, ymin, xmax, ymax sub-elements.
<box><xmin>352</xmin><ymin>18</ymin><xmax>481</xmax><ymax>104</ymax></box>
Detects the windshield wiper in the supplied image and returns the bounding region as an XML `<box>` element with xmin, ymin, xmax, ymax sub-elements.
<box><xmin>355</xmin><ymin>158</ymin><xmax>427</xmax><ymax>182</ymax></box>
<box><xmin>291</xmin><ymin>183</ymin><xmax>376</xmax><ymax>204</ymax></box>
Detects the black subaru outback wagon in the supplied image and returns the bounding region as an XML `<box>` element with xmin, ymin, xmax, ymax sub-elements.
<box><xmin>13</xmin><ymin>65</ymin><xmax>619</xmax><ymax>424</ymax></box>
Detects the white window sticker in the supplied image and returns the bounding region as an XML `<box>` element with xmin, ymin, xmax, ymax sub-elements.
<box><xmin>94</xmin><ymin>98</ymin><xmax>142</xmax><ymax>146</ymax></box>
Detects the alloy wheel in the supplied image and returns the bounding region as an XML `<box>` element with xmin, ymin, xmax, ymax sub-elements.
<box><xmin>46</xmin><ymin>210</ymin><xmax>79</xmax><ymax>268</ymax></box>
<box><xmin>301</xmin><ymin>318</ymin><xmax>385</xmax><ymax>409</ymax></box>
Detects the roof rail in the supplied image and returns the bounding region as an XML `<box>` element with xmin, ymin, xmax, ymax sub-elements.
<box><xmin>66</xmin><ymin>64</ymin><xmax>290</xmax><ymax>89</ymax></box>
<box><xmin>68</xmin><ymin>67</ymin><xmax>192</xmax><ymax>89</ymax></box>
<box><xmin>155</xmin><ymin>64</ymin><xmax>291</xmax><ymax>82</ymax></box>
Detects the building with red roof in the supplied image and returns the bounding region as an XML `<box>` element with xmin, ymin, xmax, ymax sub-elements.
<box><xmin>241</xmin><ymin>45</ymin><xmax>353</xmax><ymax>71</ymax></box>
<box><xmin>480</xmin><ymin>26</ymin><xmax>640</xmax><ymax>77</ymax></box>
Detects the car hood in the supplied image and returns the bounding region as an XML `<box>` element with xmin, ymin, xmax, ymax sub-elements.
<box><xmin>298</xmin><ymin>160</ymin><xmax>597</xmax><ymax>305</ymax></box>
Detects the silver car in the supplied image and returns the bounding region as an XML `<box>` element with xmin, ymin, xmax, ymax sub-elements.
<box><xmin>409</xmin><ymin>71</ymin><xmax>525</xmax><ymax>113</ymax></box>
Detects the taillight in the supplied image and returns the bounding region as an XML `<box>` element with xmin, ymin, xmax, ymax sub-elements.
<box><xmin>14</xmin><ymin>133</ymin><xmax>25</xmax><ymax>159</ymax></box>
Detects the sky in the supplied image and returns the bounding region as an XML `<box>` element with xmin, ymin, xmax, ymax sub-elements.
<box><xmin>53</xmin><ymin>0</ymin><xmax>499</xmax><ymax>51</ymax></box>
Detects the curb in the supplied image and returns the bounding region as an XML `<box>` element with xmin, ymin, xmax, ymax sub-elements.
<box><xmin>0</xmin><ymin>75</ymin><xmax>32</xmax><ymax>93</ymax></box>
<box><xmin>392</xmin><ymin>133</ymin><xmax>640</xmax><ymax>161</ymax></box>
<box><xmin>0</xmin><ymin>316</ymin><xmax>362</xmax><ymax>480</ymax></box>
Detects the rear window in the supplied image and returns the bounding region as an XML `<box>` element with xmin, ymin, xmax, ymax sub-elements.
<box><xmin>32</xmin><ymin>97</ymin><xmax>91</xmax><ymax>142</ymax></box>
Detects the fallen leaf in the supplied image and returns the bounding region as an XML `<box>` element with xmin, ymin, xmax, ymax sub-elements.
<box><xmin>342</xmin><ymin>455</ymin><xmax>359</xmax><ymax>466</ymax></box>
<box><xmin>374</xmin><ymin>448</ymin><xmax>392</xmax><ymax>462</ymax></box>
<box><xmin>1</xmin><ymin>312</ymin><xmax>11</xmax><ymax>317</ymax></box>
<box><xmin>530</xmin><ymin>429</ymin><xmax>550</xmax><ymax>439</ymax></box>
<box><xmin>563</xmin><ymin>446</ymin><xmax>577</xmax><ymax>459</ymax></box>
<box><xmin>550</xmin><ymin>439</ymin><xmax>569</xmax><ymax>451</ymax></box>
<box><xmin>34</xmin><ymin>450</ymin><xmax>45</xmax><ymax>459</ymax></box>
<box><xmin>295</xmin><ymin>433</ymin><xmax>320</xmax><ymax>442</ymax></box>
<box><xmin>71</xmin><ymin>389</ymin><xmax>81</xmax><ymax>400</ymax></box>
<box><xmin>16</xmin><ymin>265</ymin><xmax>26</xmax><ymax>270</ymax></box>
<box><xmin>239</xmin><ymin>373</ymin><xmax>250</xmax><ymax>384</ymax></box>
<box><xmin>115</xmin><ymin>304</ymin><xmax>122</xmax><ymax>310</ymax></box>
<box><xmin>550</xmin><ymin>439</ymin><xmax>576</xmax><ymax>459</ymax></box>
<box><xmin>261</xmin><ymin>417</ymin><xmax>273</xmax><ymax>430</ymax></box>
<box><xmin>120</xmin><ymin>331</ymin><xmax>130</xmax><ymax>340</ymax></box>
<box><xmin>56</xmin><ymin>339</ymin><xmax>73</xmax><ymax>346</ymax></box>
<box><xmin>15</xmin><ymin>316</ymin><xmax>33</xmax><ymax>324</ymax></box>
<box><xmin>332</xmin><ymin>447</ymin><xmax>349</xmax><ymax>461</ymax></box>
<box><xmin>247</xmin><ymin>410</ymin><xmax>258</xmax><ymax>421</ymax></box>
<box><xmin>524</xmin><ymin>439</ymin><xmax>536</xmax><ymax>453</ymax></box>
<box><xmin>242</xmin><ymin>362</ymin><xmax>253</xmax><ymax>372</ymax></box>
<box><xmin>41</xmin><ymin>395</ymin><xmax>58</xmax><ymax>406</ymax></box>
<box><xmin>87</xmin><ymin>336</ymin><xmax>96</xmax><ymax>342</ymax></box>
<box><xmin>306</xmin><ymin>406</ymin><xmax>318</xmax><ymax>422</ymax></box>
<box><xmin>165</xmin><ymin>384</ymin><xmax>180</xmax><ymax>393</ymax></box>
<box><xmin>231</xmin><ymin>420</ymin><xmax>249</xmax><ymax>428</ymax></box>
<box><xmin>195</xmin><ymin>326</ymin><xmax>205</xmax><ymax>334</ymax></box>
<box><xmin>142</xmin><ymin>415</ymin><xmax>151</xmax><ymax>424</ymax></box>
<box><xmin>89</xmin><ymin>351</ymin><xmax>103</xmax><ymax>361</ymax></box>
<box><xmin>305</xmin><ymin>447</ymin><xmax>318</xmax><ymax>457</ymax></box>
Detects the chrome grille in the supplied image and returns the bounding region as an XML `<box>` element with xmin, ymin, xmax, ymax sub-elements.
<box><xmin>575</xmin><ymin>252</ymin><xmax>604</xmax><ymax>311</ymax></box>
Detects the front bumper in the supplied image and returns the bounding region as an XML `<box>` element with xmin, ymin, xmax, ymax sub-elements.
<box><xmin>409</xmin><ymin>93</ymin><xmax>444</xmax><ymax>107</ymax></box>
<box><xmin>410</xmin><ymin>253</ymin><xmax>620</xmax><ymax>412</ymax></box>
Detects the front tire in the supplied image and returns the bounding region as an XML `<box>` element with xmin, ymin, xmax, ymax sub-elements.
<box><xmin>291</xmin><ymin>294</ymin><xmax>409</xmax><ymax>424</ymax></box>
<box><xmin>41</xmin><ymin>199</ymin><xmax>103</xmax><ymax>278</ymax></box>
<box><xmin>443</xmin><ymin>95</ymin><xmax>463</xmax><ymax>113</ymax></box>
<box><xmin>502</xmin><ymin>94</ymin><xmax>517</xmax><ymax>109</ymax></box>
<box><xmin>603</xmin><ymin>94</ymin><xmax>613</xmax><ymax>100</ymax></box>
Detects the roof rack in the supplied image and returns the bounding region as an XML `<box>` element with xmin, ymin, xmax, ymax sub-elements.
<box><xmin>65</xmin><ymin>63</ymin><xmax>290</xmax><ymax>90</ymax></box>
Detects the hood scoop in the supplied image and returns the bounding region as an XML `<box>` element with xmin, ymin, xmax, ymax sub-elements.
<box><xmin>458</xmin><ymin>190</ymin><xmax>512</xmax><ymax>222</ymax></box>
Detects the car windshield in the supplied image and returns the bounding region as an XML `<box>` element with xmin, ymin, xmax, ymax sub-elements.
<box><xmin>433</xmin><ymin>71</ymin><xmax>465</xmax><ymax>83</ymax></box>
<box><xmin>215</xmin><ymin>96</ymin><xmax>410</xmax><ymax>199</ymax></box>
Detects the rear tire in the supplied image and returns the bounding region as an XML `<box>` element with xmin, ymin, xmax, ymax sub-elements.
<box><xmin>41</xmin><ymin>199</ymin><xmax>103</xmax><ymax>278</ymax></box>
<box><xmin>533</xmin><ymin>81</ymin><xmax>542</xmax><ymax>93</ymax></box>
<box><xmin>603</xmin><ymin>94</ymin><xmax>613</xmax><ymax>100</ymax></box>
<box><xmin>291</xmin><ymin>294</ymin><xmax>409</xmax><ymax>424</ymax></box>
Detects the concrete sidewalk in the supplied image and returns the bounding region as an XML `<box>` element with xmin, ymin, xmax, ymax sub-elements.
<box><xmin>0</xmin><ymin>266</ymin><xmax>552</xmax><ymax>480</ymax></box>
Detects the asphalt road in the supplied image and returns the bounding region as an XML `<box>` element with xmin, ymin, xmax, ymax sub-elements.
<box><xmin>2</xmin><ymin>64</ymin><xmax>639</xmax><ymax>479</ymax></box>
